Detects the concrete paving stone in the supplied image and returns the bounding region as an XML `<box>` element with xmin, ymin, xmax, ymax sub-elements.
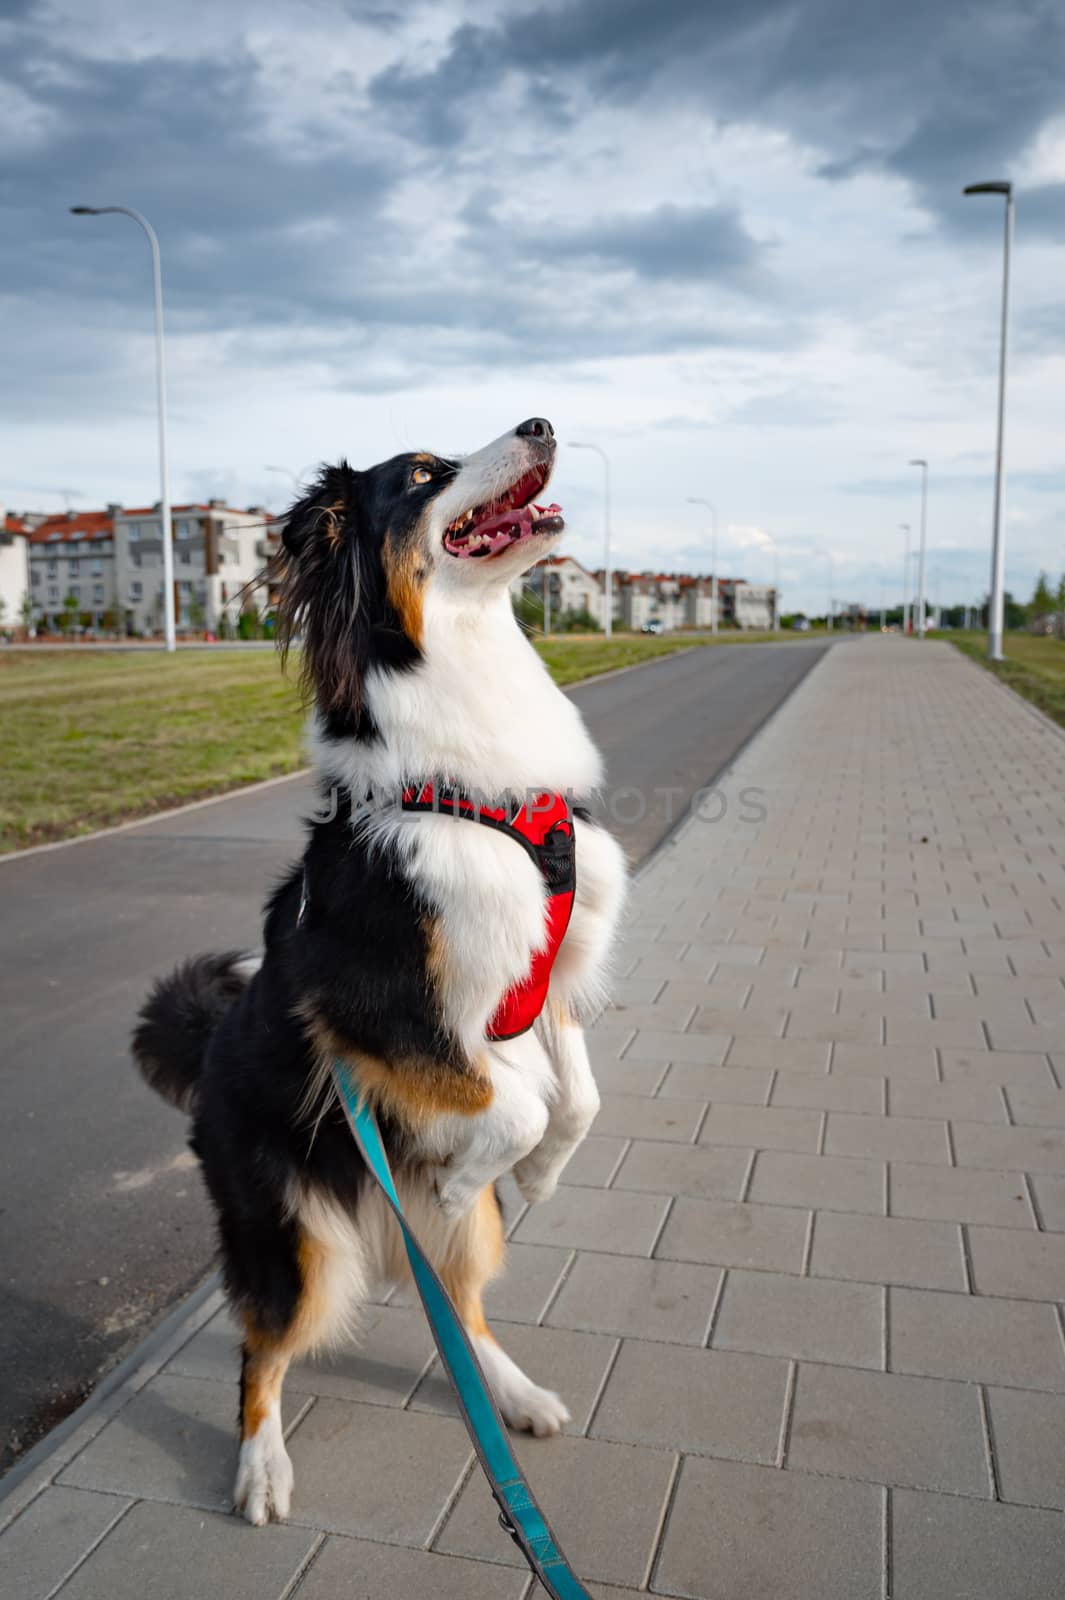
<box><xmin>587</xmin><ymin>1025</ymin><xmax>639</xmax><ymax>1062</ymax></box>
<box><xmin>888</xmin><ymin>1286</ymin><xmax>1065</xmax><ymax>1390</ymax></box>
<box><xmin>0</xmin><ymin>1486</ymin><xmax>130</xmax><ymax>1600</ymax></box>
<box><xmin>843</xmin><ymin>950</ymin><xmax>929</xmax><ymax>974</ymax></box>
<box><xmin>545</xmin><ymin>1252</ymin><xmax>722</xmax><ymax>1345</ymax></box>
<box><xmin>887</xmin><ymin>1079</ymin><xmax>1007</xmax><ymax>1124</ymax></box>
<box><xmin>57</xmin><ymin>1374</ymin><xmax>276</xmax><ymax>1510</ymax></box>
<box><xmin>624</xmin><ymin>1030</ymin><xmax>732</xmax><ymax>1065</ymax></box>
<box><xmin>284</xmin><ymin>1400</ymin><xmax>471</xmax><ymax>1542</ymax></box>
<box><xmin>725</xmin><ymin>1036</ymin><xmax>833</xmax><ymax>1072</ymax></box>
<box><xmin>836</xmin><ymin>990</ymin><xmax>930</xmax><ymax>1021</ymax></box>
<box><xmin>771</xmin><ymin>1071</ymin><xmax>884</xmax><ymax>1114</ymax></box>
<box><xmin>594</xmin><ymin>1057</ymin><xmax>669</xmax><ymax>1096</ymax></box>
<box><xmin>655</xmin><ymin>1197</ymin><xmax>808</xmax><ymax>1274</ymax></box>
<box><xmin>824</xmin><ymin>1111</ymin><xmax>951</xmax><ymax>1166</ymax></box>
<box><xmin>666</xmin><ymin>975</ymin><xmax>753</xmax><ymax>1009</ymax></box>
<box><xmin>511</xmin><ymin>1187</ymin><xmax>671</xmax><ymax>1256</ymax></box>
<box><xmin>924</xmin><ymin>991</ymin><xmax>1032</xmax><ymax>1025</ymax></box>
<box><xmin>985</xmin><ymin>1386</ymin><xmax>1065</xmax><ymax>1510</ymax></box>
<box><xmin>787</xmin><ymin>1364</ymin><xmax>991</xmax><ymax>1496</ymax></box>
<box><xmin>940</xmin><ymin>1048</ymin><xmax>1056</xmax><ymax>1086</ymax></box>
<box><xmin>435</xmin><ymin>1432</ymin><xmax>676</xmax><ymax>1588</ymax></box>
<box><xmin>591</xmin><ymin>1339</ymin><xmax>789</xmax><ymax>1463</ymax></box>
<box><xmin>559</xmin><ymin>1135</ymin><xmax>629</xmax><ymax>1188</ymax></box>
<box><xmin>795</xmin><ymin>964</ymin><xmax>884</xmax><ymax>992</ymax></box>
<box><xmin>712</xmin><ymin>1269</ymin><xmax>883</xmax><ymax>1369</ymax></box>
<box><xmin>684</xmin><ymin>941</ymin><xmax>766</xmax><ymax>968</ymax></box>
<box><xmin>1003</xmin><ymin>1081</ymin><xmax>1065</xmax><ymax>1128</ymax></box>
<box><xmin>810</xmin><ymin>1212</ymin><xmax>966</xmax><ymax>1291</ymax></box>
<box><xmin>689</xmin><ymin>1004</ymin><xmax>788</xmax><ymax>1040</ymax></box>
<box><xmin>294</xmin><ymin>1536</ymin><xmax>528</xmax><ymax>1599</ymax></box>
<box><xmin>985</xmin><ymin>1021</ymin><xmax>1064</xmax><ymax>1053</ymax></box>
<box><xmin>628</xmin><ymin>954</ymin><xmax>697</xmax><ymax>983</ymax></box>
<box><xmin>951</xmin><ymin>1120</ymin><xmax>1065</xmax><ymax>1176</ymax></box>
<box><xmin>886</xmin><ymin>1017</ymin><xmax>989</xmax><ymax>1049</ymax></box>
<box><xmin>593</xmin><ymin>1092</ymin><xmax>706</xmax><ymax>1144</ymax></box>
<box><xmin>830</xmin><ymin>1042</ymin><xmax>937</xmax><ymax>1078</ymax></box>
<box><xmin>698</xmin><ymin>1103</ymin><xmax>821</xmax><ymax>1154</ymax></box>
<box><xmin>409</xmin><ymin>1322</ymin><xmax>618</xmax><ymax>1433</ymax></box>
<box><xmin>53</xmin><ymin>1502</ymin><xmax>317</xmax><ymax>1600</ymax></box>
<box><xmin>748</xmin><ymin>1150</ymin><xmax>885</xmax><ymax>1215</ymax></box>
<box><xmin>596</xmin><ymin>976</ymin><xmax>664</xmax><ymax>1007</ymax></box>
<box><xmin>885</xmin><ymin>968</ymin><xmax>975</xmax><ymax>994</ymax></box>
<box><xmin>601</xmin><ymin>1002</ymin><xmax>697</xmax><ymax>1033</ymax></box>
<box><xmin>889</xmin><ymin>1162</ymin><xmax>1036</xmax><ymax>1228</ymax></box>
<box><xmin>891</xmin><ymin>1486</ymin><xmax>1065</xmax><ymax>1600</ymax></box>
<box><xmin>611</xmin><ymin>1140</ymin><xmax>751</xmax><ymax>1202</ymax></box>
<box><xmin>1030</xmin><ymin>1174</ymin><xmax>1065</xmax><ymax>1230</ymax></box>
<box><xmin>653</xmin><ymin>1455</ymin><xmax>885</xmax><ymax>1600</ymax></box>
<box><xmin>966</xmin><ymin>1225</ymin><xmax>1065</xmax><ymax>1301</ymax></box>
<box><xmin>784</xmin><ymin>1011</ymin><xmax>884</xmax><ymax>1044</ymax></box>
<box><xmin>925</xmin><ymin>948</ymin><xmax>1012</xmax><ymax>975</ymax></box>
<box><xmin>657</xmin><ymin>1062</ymin><xmax>772</xmax><ymax>1104</ymax></box>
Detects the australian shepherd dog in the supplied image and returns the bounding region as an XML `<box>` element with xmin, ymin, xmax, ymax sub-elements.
<box><xmin>133</xmin><ymin>417</ymin><xmax>626</xmax><ymax>1526</ymax></box>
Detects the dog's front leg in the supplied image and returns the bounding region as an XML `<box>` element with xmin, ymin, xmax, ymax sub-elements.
<box><xmin>512</xmin><ymin>1003</ymin><xmax>599</xmax><ymax>1206</ymax></box>
<box><xmin>426</xmin><ymin>1040</ymin><xmax>552</xmax><ymax>1218</ymax></box>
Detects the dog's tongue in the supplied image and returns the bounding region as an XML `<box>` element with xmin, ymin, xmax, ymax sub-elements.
<box><xmin>474</xmin><ymin>501</ymin><xmax>561</xmax><ymax>539</ymax></box>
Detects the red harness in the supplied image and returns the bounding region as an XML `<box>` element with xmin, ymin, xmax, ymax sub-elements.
<box><xmin>401</xmin><ymin>785</ymin><xmax>576</xmax><ymax>1040</ymax></box>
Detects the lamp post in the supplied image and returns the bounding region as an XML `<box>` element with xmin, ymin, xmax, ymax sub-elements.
<box><xmin>899</xmin><ymin>523</ymin><xmax>911</xmax><ymax>635</ymax></box>
<box><xmin>813</xmin><ymin>547</ymin><xmax>834</xmax><ymax>630</ymax></box>
<box><xmin>686</xmin><ymin>497</ymin><xmax>719</xmax><ymax>633</ymax></box>
<box><xmin>71</xmin><ymin>204</ymin><xmax>175</xmax><ymax>651</ymax></box>
<box><xmin>570</xmin><ymin>441</ymin><xmax>613</xmax><ymax>636</ymax></box>
<box><xmin>909</xmin><ymin>460</ymin><xmax>929</xmax><ymax>638</ymax></box>
<box><xmin>963</xmin><ymin>180</ymin><xmax>1014</xmax><ymax>662</ymax></box>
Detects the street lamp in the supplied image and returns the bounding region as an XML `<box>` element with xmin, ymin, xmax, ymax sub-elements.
<box><xmin>963</xmin><ymin>180</ymin><xmax>1014</xmax><ymax>662</ymax></box>
<box><xmin>71</xmin><ymin>205</ymin><xmax>176</xmax><ymax>652</ymax></box>
<box><xmin>908</xmin><ymin>460</ymin><xmax>929</xmax><ymax>638</ymax></box>
<box><xmin>686</xmin><ymin>497</ymin><xmax>719</xmax><ymax>633</ymax></box>
<box><xmin>899</xmin><ymin>523</ymin><xmax>911</xmax><ymax>635</ymax></box>
<box><xmin>570</xmin><ymin>442</ymin><xmax>613</xmax><ymax>636</ymax></box>
<box><xmin>813</xmin><ymin>547</ymin><xmax>834</xmax><ymax>630</ymax></box>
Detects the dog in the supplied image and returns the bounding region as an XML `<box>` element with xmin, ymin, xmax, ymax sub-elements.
<box><xmin>133</xmin><ymin>417</ymin><xmax>627</xmax><ymax>1526</ymax></box>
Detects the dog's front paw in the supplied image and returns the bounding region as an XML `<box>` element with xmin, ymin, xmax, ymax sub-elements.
<box><xmin>499</xmin><ymin>1377</ymin><xmax>571</xmax><ymax>1438</ymax></box>
<box><xmin>512</xmin><ymin>1152</ymin><xmax>562</xmax><ymax>1206</ymax></box>
<box><xmin>234</xmin><ymin>1429</ymin><xmax>294</xmax><ymax>1526</ymax></box>
<box><xmin>430</xmin><ymin>1166</ymin><xmax>482</xmax><ymax>1220</ymax></box>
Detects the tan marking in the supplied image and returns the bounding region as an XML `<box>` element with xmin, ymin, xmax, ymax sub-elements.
<box><xmin>382</xmin><ymin>529</ymin><xmax>426</xmax><ymax>649</ymax></box>
<box><xmin>300</xmin><ymin>1009</ymin><xmax>493</xmax><ymax>1128</ymax></box>
<box><xmin>440</xmin><ymin>1185</ymin><xmax>506</xmax><ymax>1339</ymax></box>
<box><xmin>322</xmin><ymin>500</ymin><xmax>345</xmax><ymax>551</ymax></box>
<box><xmin>240</xmin><ymin>1235</ymin><xmax>332</xmax><ymax>1437</ymax></box>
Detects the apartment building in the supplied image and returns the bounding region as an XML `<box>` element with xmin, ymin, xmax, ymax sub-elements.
<box><xmin>26</xmin><ymin>502</ymin><xmax>278</xmax><ymax>634</ymax></box>
<box><xmin>0</xmin><ymin>514</ymin><xmax>31</xmax><ymax>627</ymax></box>
<box><xmin>519</xmin><ymin>555</ymin><xmax>605</xmax><ymax>626</ymax></box>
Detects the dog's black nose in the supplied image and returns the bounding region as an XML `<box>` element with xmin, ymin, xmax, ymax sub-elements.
<box><xmin>516</xmin><ymin>417</ymin><xmax>554</xmax><ymax>441</ymax></box>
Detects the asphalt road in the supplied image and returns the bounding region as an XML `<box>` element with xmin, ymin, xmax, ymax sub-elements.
<box><xmin>0</xmin><ymin>638</ymin><xmax>831</xmax><ymax>1471</ymax></box>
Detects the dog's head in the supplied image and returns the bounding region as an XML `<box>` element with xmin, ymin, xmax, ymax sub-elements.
<box><xmin>274</xmin><ymin>419</ymin><xmax>563</xmax><ymax>735</ymax></box>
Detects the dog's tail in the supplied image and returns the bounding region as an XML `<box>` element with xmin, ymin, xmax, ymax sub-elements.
<box><xmin>132</xmin><ymin>951</ymin><xmax>257</xmax><ymax>1114</ymax></box>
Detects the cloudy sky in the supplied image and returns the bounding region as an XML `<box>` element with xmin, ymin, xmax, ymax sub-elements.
<box><xmin>3</xmin><ymin>0</ymin><xmax>1064</xmax><ymax>614</ymax></box>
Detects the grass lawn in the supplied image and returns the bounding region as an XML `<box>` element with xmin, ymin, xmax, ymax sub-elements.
<box><xmin>948</xmin><ymin>631</ymin><xmax>1065</xmax><ymax>730</ymax></box>
<box><xmin>0</xmin><ymin>629</ymin><xmax>813</xmax><ymax>852</ymax></box>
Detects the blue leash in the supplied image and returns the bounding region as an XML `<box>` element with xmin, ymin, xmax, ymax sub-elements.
<box><xmin>332</xmin><ymin>1061</ymin><xmax>590</xmax><ymax>1600</ymax></box>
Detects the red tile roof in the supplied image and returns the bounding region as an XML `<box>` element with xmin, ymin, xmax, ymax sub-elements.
<box><xmin>28</xmin><ymin>511</ymin><xmax>114</xmax><ymax>544</ymax></box>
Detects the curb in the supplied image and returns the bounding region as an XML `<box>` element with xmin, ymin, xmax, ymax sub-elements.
<box><xmin>947</xmin><ymin>639</ymin><xmax>1065</xmax><ymax>749</ymax></box>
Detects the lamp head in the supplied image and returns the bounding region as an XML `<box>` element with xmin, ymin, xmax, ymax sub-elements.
<box><xmin>963</xmin><ymin>181</ymin><xmax>1012</xmax><ymax>197</ymax></box>
<box><xmin>70</xmin><ymin>206</ymin><xmax>100</xmax><ymax>215</ymax></box>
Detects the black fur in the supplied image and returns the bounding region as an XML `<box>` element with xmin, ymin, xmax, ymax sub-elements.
<box><xmin>132</xmin><ymin>952</ymin><xmax>249</xmax><ymax>1113</ymax></box>
<box><xmin>273</xmin><ymin>454</ymin><xmax>457</xmax><ymax>740</ymax></box>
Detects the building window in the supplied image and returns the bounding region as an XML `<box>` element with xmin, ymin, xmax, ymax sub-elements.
<box><xmin>69</xmin><ymin>585</ymin><xmax>81</xmax><ymax>601</ymax></box>
<box><xmin>91</xmin><ymin>559</ymin><xmax>103</xmax><ymax>576</ymax></box>
<box><xmin>31</xmin><ymin>568</ymin><xmax>39</xmax><ymax>586</ymax></box>
<box><xmin>47</xmin><ymin>559</ymin><xmax>57</xmax><ymax>578</ymax></box>
<box><xmin>177</xmin><ymin>520</ymin><xmax>189</xmax><ymax>539</ymax></box>
<box><xmin>130</xmin><ymin>581</ymin><xmax>142</xmax><ymax>600</ymax></box>
<box><xmin>48</xmin><ymin>585</ymin><xmax>59</xmax><ymax>604</ymax></box>
<box><xmin>127</xmin><ymin>525</ymin><xmax>139</xmax><ymax>542</ymax></box>
<box><xmin>93</xmin><ymin>583</ymin><xmax>105</xmax><ymax>603</ymax></box>
<box><xmin>68</xmin><ymin>558</ymin><xmax>80</xmax><ymax>576</ymax></box>
<box><xmin>180</xmin><ymin>549</ymin><xmax>191</xmax><ymax>565</ymax></box>
<box><xmin>179</xmin><ymin>580</ymin><xmax>192</xmax><ymax>596</ymax></box>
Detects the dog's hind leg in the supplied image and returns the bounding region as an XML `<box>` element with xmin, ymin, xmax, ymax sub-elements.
<box><xmin>234</xmin><ymin>1230</ymin><xmax>351</xmax><ymax>1526</ymax></box>
<box><xmin>440</xmin><ymin>1185</ymin><xmax>570</xmax><ymax>1438</ymax></box>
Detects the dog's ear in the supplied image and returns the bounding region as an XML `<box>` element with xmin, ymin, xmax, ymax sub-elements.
<box><xmin>274</xmin><ymin>463</ymin><xmax>380</xmax><ymax>733</ymax></box>
<box><xmin>281</xmin><ymin>464</ymin><xmax>362</xmax><ymax>558</ymax></box>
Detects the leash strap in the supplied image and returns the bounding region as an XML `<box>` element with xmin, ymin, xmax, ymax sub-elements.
<box><xmin>331</xmin><ymin>1061</ymin><xmax>590</xmax><ymax>1600</ymax></box>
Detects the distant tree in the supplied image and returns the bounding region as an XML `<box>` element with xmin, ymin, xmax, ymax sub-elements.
<box><xmin>187</xmin><ymin>595</ymin><xmax>206</xmax><ymax>630</ymax></box>
<box><xmin>238</xmin><ymin>602</ymin><xmax>261</xmax><ymax>640</ymax></box>
<box><xmin>19</xmin><ymin>593</ymin><xmax>33</xmax><ymax>632</ymax></box>
<box><xmin>0</xmin><ymin>596</ymin><xmax>6</xmax><ymax>631</ymax></box>
<box><xmin>512</xmin><ymin>589</ymin><xmax>545</xmax><ymax>633</ymax></box>
<box><xmin>559</xmin><ymin>607</ymin><xmax>600</xmax><ymax>634</ymax></box>
<box><xmin>58</xmin><ymin>593</ymin><xmax>79</xmax><ymax>634</ymax></box>
<box><xmin>1003</xmin><ymin>591</ymin><xmax>1027</xmax><ymax>630</ymax></box>
<box><xmin>1057</xmin><ymin>573</ymin><xmax>1065</xmax><ymax>613</ymax></box>
<box><xmin>1031</xmin><ymin>571</ymin><xmax>1054</xmax><ymax>617</ymax></box>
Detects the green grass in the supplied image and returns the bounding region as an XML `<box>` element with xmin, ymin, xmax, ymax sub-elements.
<box><xmin>948</xmin><ymin>631</ymin><xmax>1065</xmax><ymax>730</ymax></box>
<box><xmin>0</xmin><ymin>629</ymin><xmax>807</xmax><ymax>852</ymax></box>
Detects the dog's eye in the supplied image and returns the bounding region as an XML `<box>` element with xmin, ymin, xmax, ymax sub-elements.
<box><xmin>411</xmin><ymin>466</ymin><xmax>433</xmax><ymax>487</ymax></box>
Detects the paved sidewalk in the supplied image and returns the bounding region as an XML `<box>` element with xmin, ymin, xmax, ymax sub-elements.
<box><xmin>4</xmin><ymin>637</ymin><xmax>1065</xmax><ymax>1599</ymax></box>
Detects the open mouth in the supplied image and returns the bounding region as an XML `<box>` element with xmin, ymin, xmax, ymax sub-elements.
<box><xmin>442</xmin><ymin>465</ymin><xmax>564</xmax><ymax>559</ymax></box>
